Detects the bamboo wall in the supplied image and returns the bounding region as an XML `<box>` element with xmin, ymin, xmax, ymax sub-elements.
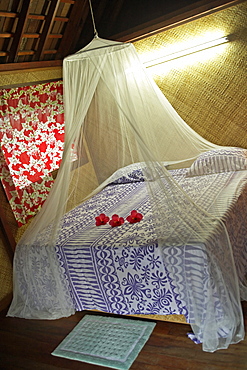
<box><xmin>133</xmin><ymin>1</ymin><xmax>247</xmax><ymax>148</ymax></box>
<box><xmin>0</xmin><ymin>67</ymin><xmax>62</xmax><ymax>88</ymax></box>
<box><xmin>0</xmin><ymin>227</ymin><xmax>12</xmax><ymax>310</ymax></box>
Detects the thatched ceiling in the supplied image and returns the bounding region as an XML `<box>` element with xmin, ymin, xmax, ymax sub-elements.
<box><xmin>0</xmin><ymin>0</ymin><xmax>242</xmax><ymax>71</ymax></box>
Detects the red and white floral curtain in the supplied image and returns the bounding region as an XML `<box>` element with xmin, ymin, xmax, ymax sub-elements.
<box><xmin>0</xmin><ymin>81</ymin><xmax>65</xmax><ymax>226</ymax></box>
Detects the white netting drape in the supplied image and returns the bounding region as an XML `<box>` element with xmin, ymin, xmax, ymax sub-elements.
<box><xmin>7</xmin><ymin>37</ymin><xmax>246</xmax><ymax>352</ymax></box>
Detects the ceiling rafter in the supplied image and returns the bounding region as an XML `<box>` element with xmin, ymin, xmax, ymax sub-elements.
<box><xmin>112</xmin><ymin>0</ymin><xmax>243</xmax><ymax>42</ymax></box>
<box><xmin>33</xmin><ymin>0</ymin><xmax>61</xmax><ymax>61</ymax></box>
<box><xmin>7</xmin><ymin>0</ymin><xmax>32</xmax><ymax>63</ymax></box>
<box><xmin>63</xmin><ymin>0</ymin><xmax>117</xmax><ymax>54</ymax></box>
<box><xmin>56</xmin><ymin>0</ymin><xmax>89</xmax><ymax>59</ymax></box>
<box><xmin>102</xmin><ymin>0</ymin><xmax>125</xmax><ymax>37</ymax></box>
<box><xmin>0</xmin><ymin>11</ymin><xmax>17</xmax><ymax>18</ymax></box>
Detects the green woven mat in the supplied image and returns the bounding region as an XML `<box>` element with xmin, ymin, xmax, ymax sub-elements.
<box><xmin>52</xmin><ymin>314</ymin><xmax>156</xmax><ymax>370</ymax></box>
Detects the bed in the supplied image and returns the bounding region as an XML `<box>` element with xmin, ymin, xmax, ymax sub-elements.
<box><xmin>8</xmin><ymin>147</ymin><xmax>247</xmax><ymax>351</ymax></box>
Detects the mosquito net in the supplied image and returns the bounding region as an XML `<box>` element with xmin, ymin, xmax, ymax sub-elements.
<box><xmin>8</xmin><ymin>37</ymin><xmax>246</xmax><ymax>352</ymax></box>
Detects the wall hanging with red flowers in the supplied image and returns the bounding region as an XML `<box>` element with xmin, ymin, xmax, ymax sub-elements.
<box><xmin>0</xmin><ymin>81</ymin><xmax>65</xmax><ymax>226</ymax></box>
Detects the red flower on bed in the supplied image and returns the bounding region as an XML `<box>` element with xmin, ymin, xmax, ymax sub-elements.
<box><xmin>109</xmin><ymin>214</ymin><xmax>124</xmax><ymax>227</ymax></box>
<box><xmin>126</xmin><ymin>210</ymin><xmax>143</xmax><ymax>223</ymax></box>
<box><xmin>95</xmin><ymin>213</ymin><xmax>109</xmax><ymax>226</ymax></box>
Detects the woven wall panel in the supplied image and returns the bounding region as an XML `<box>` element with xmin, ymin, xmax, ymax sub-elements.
<box><xmin>134</xmin><ymin>2</ymin><xmax>247</xmax><ymax>148</ymax></box>
<box><xmin>0</xmin><ymin>228</ymin><xmax>12</xmax><ymax>302</ymax></box>
<box><xmin>0</xmin><ymin>67</ymin><xmax>62</xmax><ymax>88</ymax></box>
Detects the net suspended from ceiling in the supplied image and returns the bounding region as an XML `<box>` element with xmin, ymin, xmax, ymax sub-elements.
<box><xmin>8</xmin><ymin>37</ymin><xmax>246</xmax><ymax>352</ymax></box>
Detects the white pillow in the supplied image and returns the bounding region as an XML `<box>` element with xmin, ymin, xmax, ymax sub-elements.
<box><xmin>186</xmin><ymin>148</ymin><xmax>247</xmax><ymax>177</ymax></box>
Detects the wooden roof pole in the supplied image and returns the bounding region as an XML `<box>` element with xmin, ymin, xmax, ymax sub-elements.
<box><xmin>56</xmin><ymin>0</ymin><xmax>89</xmax><ymax>59</ymax></box>
<box><xmin>7</xmin><ymin>0</ymin><xmax>32</xmax><ymax>63</ymax></box>
<box><xmin>33</xmin><ymin>0</ymin><xmax>61</xmax><ymax>61</ymax></box>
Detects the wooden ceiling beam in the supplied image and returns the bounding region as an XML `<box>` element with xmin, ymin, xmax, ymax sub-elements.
<box><xmin>103</xmin><ymin>0</ymin><xmax>125</xmax><ymax>36</ymax></box>
<box><xmin>4</xmin><ymin>33</ymin><xmax>63</xmax><ymax>40</ymax></box>
<box><xmin>33</xmin><ymin>0</ymin><xmax>61</xmax><ymax>61</ymax></box>
<box><xmin>49</xmin><ymin>33</ymin><xmax>63</xmax><ymax>38</ymax></box>
<box><xmin>91</xmin><ymin>0</ymin><xmax>111</xmax><ymax>28</ymax></box>
<box><xmin>61</xmin><ymin>0</ymin><xmax>75</xmax><ymax>4</ymax></box>
<box><xmin>28</xmin><ymin>14</ymin><xmax>45</xmax><ymax>20</ymax></box>
<box><xmin>0</xmin><ymin>11</ymin><xmax>17</xmax><ymax>18</ymax></box>
<box><xmin>0</xmin><ymin>11</ymin><xmax>68</xmax><ymax>22</ymax></box>
<box><xmin>54</xmin><ymin>16</ymin><xmax>69</xmax><ymax>22</ymax></box>
<box><xmin>18</xmin><ymin>50</ymin><xmax>35</xmax><ymax>56</ymax></box>
<box><xmin>0</xmin><ymin>33</ymin><xmax>13</xmax><ymax>38</ymax></box>
<box><xmin>7</xmin><ymin>0</ymin><xmax>32</xmax><ymax>63</ymax></box>
<box><xmin>113</xmin><ymin>0</ymin><xmax>243</xmax><ymax>42</ymax></box>
<box><xmin>56</xmin><ymin>0</ymin><xmax>89</xmax><ymax>59</ymax></box>
<box><xmin>24</xmin><ymin>33</ymin><xmax>40</xmax><ymax>38</ymax></box>
<box><xmin>92</xmin><ymin>0</ymin><xmax>124</xmax><ymax>38</ymax></box>
<box><xmin>44</xmin><ymin>49</ymin><xmax>57</xmax><ymax>54</ymax></box>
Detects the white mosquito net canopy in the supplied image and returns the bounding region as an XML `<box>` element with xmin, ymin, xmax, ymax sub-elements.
<box><xmin>8</xmin><ymin>37</ymin><xmax>246</xmax><ymax>352</ymax></box>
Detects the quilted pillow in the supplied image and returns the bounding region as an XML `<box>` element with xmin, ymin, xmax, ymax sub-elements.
<box><xmin>109</xmin><ymin>168</ymin><xmax>145</xmax><ymax>185</ymax></box>
<box><xmin>108</xmin><ymin>162</ymin><xmax>168</xmax><ymax>185</ymax></box>
<box><xmin>107</xmin><ymin>163</ymin><xmax>145</xmax><ymax>185</ymax></box>
<box><xmin>186</xmin><ymin>147</ymin><xmax>247</xmax><ymax>177</ymax></box>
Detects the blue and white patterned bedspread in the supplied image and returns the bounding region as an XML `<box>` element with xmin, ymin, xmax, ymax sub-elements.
<box><xmin>55</xmin><ymin>168</ymin><xmax>247</xmax><ymax>320</ymax></box>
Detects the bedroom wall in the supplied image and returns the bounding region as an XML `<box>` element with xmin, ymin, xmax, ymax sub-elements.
<box><xmin>133</xmin><ymin>1</ymin><xmax>247</xmax><ymax>149</ymax></box>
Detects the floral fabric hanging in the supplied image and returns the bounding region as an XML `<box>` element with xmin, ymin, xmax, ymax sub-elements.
<box><xmin>0</xmin><ymin>81</ymin><xmax>64</xmax><ymax>226</ymax></box>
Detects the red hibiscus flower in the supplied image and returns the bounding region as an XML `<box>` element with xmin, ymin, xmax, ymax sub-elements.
<box><xmin>56</xmin><ymin>113</ymin><xmax>64</xmax><ymax>124</ymax></box>
<box><xmin>19</xmin><ymin>152</ymin><xmax>30</xmax><ymax>164</ymax></box>
<box><xmin>39</xmin><ymin>142</ymin><xmax>47</xmax><ymax>152</ymax></box>
<box><xmin>95</xmin><ymin>213</ymin><xmax>109</xmax><ymax>226</ymax></box>
<box><xmin>54</xmin><ymin>129</ymin><xmax>64</xmax><ymax>142</ymax></box>
<box><xmin>11</xmin><ymin>163</ymin><xmax>21</xmax><ymax>171</ymax></box>
<box><xmin>39</xmin><ymin>93</ymin><xmax>48</xmax><ymax>103</ymax></box>
<box><xmin>109</xmin><ymin>214</ymin><xmax>124</xmax><ymax>227</ymax></box>
<box><xmin>126</xmin><ymin>210</ymin><xmax>143</xmax><ymax>224</ymax></box>
<box><xmin>26</xmin><ymin>171</ymin><xmax>43</xmax><ymax>183</ymax></box>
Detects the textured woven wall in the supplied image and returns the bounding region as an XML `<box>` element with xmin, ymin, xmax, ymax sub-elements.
<box><xmin>134</xmin><ymin>2</ymin><xmax>247</xmax><ymax>148</ymax></box>
<box><xmin>0</xmin><ymin>183</ymin><xmax>16</xmax><ymax>310</ymax></box>
<box><xmin>0</xmin><ymin>67</ymin><xmax>62</xmax><ymax>88</ymax></box>
<box><xmin>0</xmin><ymin>227</ymin><xmax>12</xmax><ymax>305</ymax></box>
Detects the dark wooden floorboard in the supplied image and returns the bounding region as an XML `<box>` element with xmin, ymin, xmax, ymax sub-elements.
<box><xmin>0</xmin><ymin>302</ymin><xmax>247</xmax><ymax>370</ymax></box>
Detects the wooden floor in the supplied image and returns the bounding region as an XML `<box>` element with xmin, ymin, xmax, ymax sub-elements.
<box><xmin>1</xmin><ymin>302</ymin><xmax>247</xmax><ymax>370</ymax></box>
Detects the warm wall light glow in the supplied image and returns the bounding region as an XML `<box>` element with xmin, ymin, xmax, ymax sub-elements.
<box><xmin>143</xmin><ymin>36</ymin><xmax>230</xmax><ymax>68</ymax></box>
